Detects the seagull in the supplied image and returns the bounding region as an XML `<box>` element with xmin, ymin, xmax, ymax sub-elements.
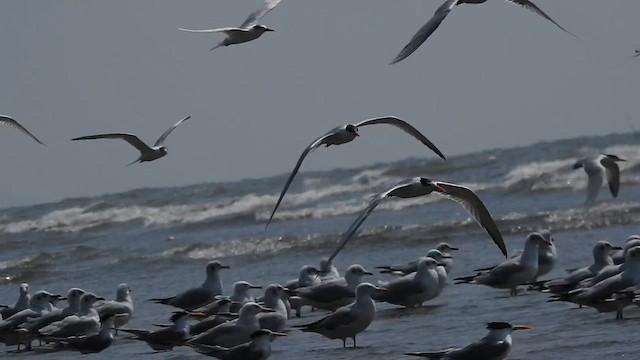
<box><xmin>455</xmin><ymin>233</ymin><xmax>550</xmax><ymax>296</ymax></box>
<box><xmin>390</xmin><ymin>0</ymin><xmax>574</xmax><ymax>64</ymax></box>
<box><xmin>265</xmin><ymin>117</ymin><xmax>446</xmax><ymax>228</ymax></box>
<box><xmin>23</xmin><ymin>288</ymin><xmax>85</xmax><ymax>334</ymax></box>
<box><xmin>71</xmin><ymin>115</ymin><xmax>190</xmax><ymax>166</ymax></box>
<box><xmin>41</xmin><ymin>313</ymin><xmax>126</xmax><ymax>354</ymax></box>
<box><xmin>121</xmin><ymin>311</ymin><xmax>206</xmax><ymax>351</ymax></box>
<box><xmin>190</xmin><ymin>329</ymin><xmax>287</xmax><ymax>360</ymax></box>
<box><xmin>572</xmin><ymin>154</ymin><xmax>625</xmax><ymax>206</ymax></box>
<box><xmin>291</xmin><ymin>264</ymin><xmax>373</xmax><ymax>312</ymax></box>
<box><xmin>543</xmin><ymin>241</ymin><xmax>619</xmax><ymax>294</ymax></box>
<box><xmin>375</xmin><ymin>257</ymin><xmax>442</xmax><ymax>307</ymax></box>
<box><xmin>257</xmin><ymin>284</ymin><xmax>288</xmax><ymax>332</ymax></box>
<box><xmin>95</xmin><ymin>283</ymin><xmax>134</xmax><ymax>330</ymax></box>
<box><xmin>575</xmin><ymin>239</ymin><xmax>640</xmax><ymax>288</ymax></box>
<box><xmin>377</xmin><ymin>249</ymin><xmax>452</xmax><ymax>276</ymax></box>
<box><xmin>327</xmin><ymin>177</ymin><xmax>506</xmax><ymax>262</ymax></box>
<box><xmin>187</xmin><ymin>303</ymin><xmax>275</xmax><ymax>348</ymax></box>
<box><xmin>229</xmin><ymin>282</ymin><xmax>262</xmax><ymax>313</ymax></box>
<box><xmin>0</xmin><ymin>283</ymin><xmax>30</xmax><ymax>319</ymax></box>
<box><xmin>611</xmin><ymin>235</ymin><xmax>640</xmax><ymax>264</ymax></box>
<box><xmin>294</xmin><ymin>283</ymin><xmax>385</xmax><ymax>348</ymax></box>
<box><xmin>179</xmin><ymin>0</ymin><xmax>283</xmax><ymax>51</ymax></box>
<box><xmin>319</xmin><ymin>258</ymin><xmax>341</xmax><ymax>282</ymax></box>
<box><xmin>0</xmin><ymin>291</ymin><xmax>61</xmax><ymax>332</ymax></box>
<box><xmin>405</xmin><ymin>322</ymin><xmax>532</xmax><ymax>359</ymax></box>
<box><xmin>0</xmin><ymin>115</ymin><xmax>45</xmax><ymax>145</ymax></box>
<box><xmin>150</xmin><ymin>260</ymin><xmax>229</xmax><ymax>311</ymax></box>
<box><xmin>435</xmin><ymin>242</ymin><xmax>459</xmax><ymax>270</ymax></box>
<box><xmin>284</xmin><ymin>265</ymin><xmax>321</xmax><ymax>291</ymax></box>
<box><xmin>38</xmin><ymin>293</ymin><xmax>104</xmax><ymax>338</ymax></box>
<box><xmin>193</xmin><ymin>298</ymin><xmax>234</xmax><ymax>317</ymax></box>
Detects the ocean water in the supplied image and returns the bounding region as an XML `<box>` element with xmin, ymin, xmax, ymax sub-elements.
<box><xmin>0</xmin><ymin>132</ymin><xmax>639</xmax><ymax>359</ymax></box>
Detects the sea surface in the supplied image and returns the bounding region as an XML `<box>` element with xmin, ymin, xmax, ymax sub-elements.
<box><xmin>0</xmin><ymin>132</ymin><xmax>639</xmax><ymax>359</ymax></box>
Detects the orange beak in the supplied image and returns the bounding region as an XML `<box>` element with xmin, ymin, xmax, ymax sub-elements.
<box><xmin>271</xmin><ymin>332</ymin><xmax>288</xmax><ymax>337</ymax></box>
<box><xmin>513</xmin><ymin>325</ymin><xmax>532</xmax><ymax>331</ymax></box>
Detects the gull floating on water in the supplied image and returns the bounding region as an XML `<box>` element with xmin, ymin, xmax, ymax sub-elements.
<box><xmin>265</xmin><ymin>117</ymin><xmax>446</xmax><ymax>228</ymax></box>
<box><xmin>375</xmin><ymin>257</ymin><xmax>442</xmax><ymax>307</ymax></box>
<box><xmin>0</xmin><ymin>115</ymin><xmax>45</xmax><ymax>146</ymax></box>
<box><xmin>405</xmin><ymin>322</ymin><xmax>532</xmax><ymax>359</ymax></box>
<box><xmin>572</xmin><ymin>154</ymin><xmax>625</xmax><ymax>207</ymax></box>
<box><xmin>150</xmin><ymin>260</ymin><xmax>229</xmax><ymax>311</ymax></box>
<box><xmin>191</xmin><ymin>329</ymin><xmax>287</xmax><ymax>360</ymax></box>
<box><xmin>390</xmin><ymin>0</ymin><xmax>574</xmax><ymax>64</ymax></box>
<box><xmin>327</xmin><ymin>177</ymin><xmax>506</xmax><ymax>262</ymax></box>
<box><xmin>295</xmin><ymin>283</ymin><xmax>384</xmax><ymax>348</ymax></box>
<box><xmin>121</xmin><ymin>311</ymin><xmax>206</xmax><ymax>351</ymax></box>
<box><xmin>179</xmin><ymin>0</ymin><xmax>283</xmax><ymax>51</ymax></box>
<box><xmin>455</xmin><ymin>233</ymin><xmax>550</xmax><ymax>296</ymax></box>
<box><xmin>0</xmin><ymin>283</ymin><xmax>30</xmax><ymax>320</ymax></box>
<box><xmin>71</xmin><ymin>115</ymin><xmax>190</xmax><ymax>166</ymax></box>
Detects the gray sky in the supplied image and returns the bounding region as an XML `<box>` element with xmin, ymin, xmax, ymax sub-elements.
<box><xmin>0</xmin><ymin>0</ymin><xmax>639</xmax><ymax>208</ymax></box>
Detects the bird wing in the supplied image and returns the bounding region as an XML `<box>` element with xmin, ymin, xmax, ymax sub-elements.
<box><xmin>390</xmin><ymin>0</ymin><xmax>457</xmax><ymax>65</ymax></box>
<box><xmin>306</xmin><ymin>307</ymin><xmax>357</xmax><ymax>332</ymax></box>
<box><xmin>584</xmin><ymin>170</ymin><xmax>603</xmax><ymax>207</ymax></box>
<box><xmin>433</xmin><ymin>181</ymin><xmax>507</xmax><ymax>257</ymax></box>
<box><xmin>600</xmin><ymin>158</ymin><xmax>621</xmax><ymax>198</ymax></box>
<box><xmin>265</xmin><ymin>129</ymin><xmax>339</xmax><ymax>228</ymax></box>
<box><xmin>506</xmin><ymin>0</ymin><xmax>575</xmax><ymax>37</ymax></box>
<box><xmin>178</xmin><ymin>27</ymin><xmax>245</xmax><ymax>34</ymax></box>
<box><xmin>71</xmin><ymin>133</ymin><xmax>153</xmax><ymax>154</ymax></box>
<box><xmin>297</xmin><ymin>283</ymin><xmax>353</xmax><ymax>303</ymax></box>
<box><xmin>354</xmin><ymin>116</ymin><xmax>446</xmax><ymax>160</ymax></box>
<box><xmin>190</xmin><ymin>343</ymin><xmax>230</xmax><ymax>358</ymax></box>
<box><xmin>154</xmin><ymin>115</ymin><xmax>190</xmax><ymax>147</ymax></box>
<box><xmin>240</xmin><ymin>0</ymin><xmax>283</xmax><ymax>28</ymax></box>
<box><xmin>0</xmin><ymin>115</ymin><xmax>46</xmax><ymax>145</ymax></box>
<box><xmin>449</xmin><ymin>339</ymin><xmax>510</xmax><ymax>359</ymax></box>
<box><xmin>172</xmin><ymin>288</ymin><xmax>215</xmax><ymax>311</ymax></box>
<box><xmin>326</xmin><ymin>180</ymin><xmax>418</xmax><ymax>262</ymax></box>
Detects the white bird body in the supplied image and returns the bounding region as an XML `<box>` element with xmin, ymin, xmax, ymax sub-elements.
<box><xmin>376</xmin><ymin>258</ymin><xmax>441</xmax><ymax>307</ymax></box>
<box><xmin>0</xmin><ymin>283</ymin><xmax>31</xmax><ymax>320</ymax></box>
<box><xmin>572</xmin><ymin>154</ymin><xmax>625</xmax><ymax>206</ymax></box>
<box><xmin>294</xmin><ymin>265</ymin><xmax>372</xmax><ymax>311</ymax></box>
<box><xmin>95</xmin><ymin>283</ymin><xmax>133</xmax><ymax>329</ymax></box>
<box><xmin>38</xmin><ymin>293</ymin><xmax>103</xmax><ymax>338</ymax></box>
<box><xmin>257</xmin><ymin>285</ymin><xmax>288</xmax><ymax>332</ymax></box>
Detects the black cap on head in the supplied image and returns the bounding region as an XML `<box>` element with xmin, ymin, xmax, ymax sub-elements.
<box><xmin>486</xmin><ymin>322</ymin><xmax>512</xmax><ymax>330</ymax></box>
<box><xmin>170</xmin><ymin>311</ymin><xmax>189</xmax><ymax>323</ymax></box>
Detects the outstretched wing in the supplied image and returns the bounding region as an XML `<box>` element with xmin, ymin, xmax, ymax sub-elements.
<box><xmin>265</xmin><ymin>129</ymin><xmax>339</xmax><ymax>228</ymax></box>
<box><xmin>390</xmin><ymin>0</ymin><xmax>457</xmax><ymax>65</ymax></box>
<box><xmin>327</xmin><ymin>178</ymin><xmax>421</xmax><ymax>262</ymax></box>
<box><xmin>433</xmin><ymin>181</ymin><xmax>507</xmax><ymax>257</ymax></box>
<box><xmin>506</xmin><ymin>0</ymin><xmax>575</xmax><ymax>37</ymax></box>
<box><xmin>601</xmin><ymin>159</ymin><xmax>621</xmax><ymax>198</ymax></box>
<box><xmin>0</xmin><ymin>115</ymin><xmax>45</xmax><ymax>146</ymax></box>
<box><xmin>178</xmin><ymin>27</ymin><xmax>244</xmax><ymax>34</ymax></box>
<box><xmin>354</xmin><ymin>116</ymin><xmax>446</xmax><ymax>160</ymax></box>
<box><xmin>240</xmin><ymin>0</ymin><xmax>284</xmax><ymax>28</ymax></box>
<box><xmin>71</xmin><ymin>133</ymin><xmax>152</xmax><ymax>154</ymax></box>
<box><xmin>154</xmin><ymin>116</ymin><xmax>190</xmax><ymax>147</ymax></box>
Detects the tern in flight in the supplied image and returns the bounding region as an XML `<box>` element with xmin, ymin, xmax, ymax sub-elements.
<box><xmin>390</xmin><ymin>0</ymin><xmax>574</xmax><ymax>65</ymax></box>
<box><xmin>327</xmin><ymin>177</ymin><xmax>506</xmax><ymax>263</ymax></box>
<box><xmin>572</xmin><ymin>154</ymin><xmax>625</xmax><ymax>207</ymax></box>
<box><xmin>633</xmin><ymin>49</ymin><xmax>640</xmax><ymax>58</ymax></box>
<box><xmin>71</xmin><ymin>116</ymin><xmax>190</xmax><ymax>166</ymax></box>
<box><xmin>179</xmin><ymin>0</ymin><xmax>282</xmax><ymax>51</ymax></box>
<box><xmin>0</xmin><ymin>115</ymin><xmax>45</xmax><ymax>146</ymax></box>
<box><xmin>265</xmin><ymin>116</ymin><xmax>446</xmax><ymax>228</ymax></box>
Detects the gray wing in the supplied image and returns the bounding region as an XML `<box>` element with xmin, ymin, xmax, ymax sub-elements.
<box><xmin>297</xmin><ymin>283</ymin><xmax>353</xmax><ymax>303</ymax></box>
<box><xmin>154</xmin><ymin>115</ymin><xmax>190</xmax><ymax>147</ymax></box>
<box><xmin>378</xmin><ymin>276</ymin><xmax>425</xmax><ymax>303</ymax></box>
<box><xmin>171</xmin><ymin>288</ymin><xmax>215</xmax><ymax>310</ymax></box>
<box><xmin>481</xmin><ymin>260</ymin><xmax>523</xmax><ymax>286</ymax></box>
<box><xmin>390</xmin><ymin>0</ymin><xmax>457</xmax><ymax>65</ymax></box>
<box><xmin>0</xmin><ymin>115</ymin><xmax>45</xmax><ymax>145</ymax></box>
<box><xmin>308</xmin><ymin>307</ymin><xmax>357</xmax><ymax>331</ymax></box>
<box><xmin>265</xmin><ymin>129</ymin><xmax>339</xmax><ymax>228</ymax></box>
<box><xmin>190</xmin><ymin>343</ymin><xmax>230</xmax><ymax>359</ymax></box>
<box><xmin>178</xmin><ymin>27</ymin><xmax>244</xmax><ymax>34</ymax></box>
<box><xmin>585</xmin><ymin>169</ymin><xmax>603</xmax><ymax>206</ymax></box>
<box><xmin>446</xmin><ymin>339</ymin><xmax>510</xmax><ymax>359</ymax></box>
<box><xmin>434</xmin><ymin>181</ymin><xmax>507</xmax><ymax>257</ymax></box>
<box><xmin>240</xmin><ymin>0</ymin><xmax>283</xmax><ymax>28</ymax></box>
<box><xmin>71</xmin><ymin>133</ymin><xmax>152</xmax><ymax>154</ymax></box>
<box><xmin>601</xmin><ymin>159</ymin><xmax>620</xmax><ymax>198</ymax></box>
<box><xmin>506</xmin><ymin>0</ymin><xmax>575</xmax><ymax>37</ymax></box>
<box><xmin>354</xmin><ymin>116</ymin><xmax>446</xmax><ymax>160</ymax></box>
<box><xmin>327</xmin><ymin>178</ymin><xmax>423</xmax><ymax>262</ymax></box>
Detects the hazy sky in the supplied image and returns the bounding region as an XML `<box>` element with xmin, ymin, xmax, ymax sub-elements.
<box><xmin>0</xmin><ymin>0</ymin><xmax>639</xmax><ymax>208</ymax></box>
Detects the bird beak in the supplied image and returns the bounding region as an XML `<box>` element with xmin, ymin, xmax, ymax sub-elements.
<box><xmin>442</xmin><ymin>255</ymin><xmax>452</xmax><ymax>259</ymax></box>
<box><xmin>619</xmin><ymin>158</ymin><xmax>627</xmax><ymax>162</ymax></box>
<box><xmin>115</xmin><ymin>313</ymin><xmax>129</xmax><ymax>318</ymax></box>
<box><xmin>284</xmin><ymin>288</ymin><xmax>297</xmax><ymax>296</ymax></box>
<box><xmin>220</xmin><ymin>264</ymin><xmax>230</xmax><ymax>269</ymax></box>
<box><xmin>188</xmin><ymin>312</ymin><xmax>209</xmax><ymax>320</ymax></box>
<box><xmin>513</xmin><ymin>325</ymin><xmax>532</xmax><ymax>331</ymax></box>
<box><xmin>612</xmin><ymin>246</ymin><xmax>623</xmax><ymax>250</ymax></box>
<box><xmin>260</xmin><ymin>306</ymin><xmax>276</xmax><ymax>313</ymax></box>
<box><xmin>96</xmin><ymin>297</ymin><xmax>106</xmax><ymax>301</ymax></box>
<box><xmin>437</xmin><ymin>262</ymin><xmax>447</xmax><ymax>267</ymax></box>
<box><xmin>375</xmin><ymin>287</ymin><xmax>388</xmax><ymax>293</ymax></box>
<box><xmin>265</xmin><ymin>28</ymin><xmax>275</xmax><ymax>32</ymax></box>
<box><xmin>249</xmin><ymin>285</ymin><xmax>263</xmax><ymax>289</ymax></box>
<box><xmin>364</xmin><ymin>271</ymin><xmax>374</xmax><ymax>276</ymax></box>
<box><xmin>271</xmin><ymin>331</ymin><xmax>288</xmax><ymax>337</ymax></box>
<box><xmin>58</xmin><ymin>297</ymin><xmax>67</xmax><ymax>301</ymax></box>
<box><xmin>449</xmin><ymin>247</ymin><xmax>459</xmax><ymax>251</ymax></box>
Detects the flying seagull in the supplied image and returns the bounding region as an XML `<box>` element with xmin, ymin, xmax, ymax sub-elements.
<box><xmin>390</xmin><ymin>0</ymin><xmax>574</xmax><ymax>65</ymax></box>
<box><xmin>179</xmin><ymin>0</ymin><xmax>283</xmax><ymax>51</ymax></box>
<box><xmin>71</xmin><ymin>115</ymin><xmax>190</xmax><ymax>166</ymax></box>
<box><xmin>0</xmin><ymin>115</ymin><xmax>45</xmax><ymax>146</ymax></box>
<box><xmin>327</xmin><ymin>177</ymin><xmax>506</xmax><ymax>263</ymax></box>
<box><xmin>572</xmin><ymin>154</ymin><xmax>625</xmax><ymax>207</ymax></box>
<box><xmin>633</xmin><ymin>49</ymin><xmax>640</xmax><ymax>58</ymax></box>
<box><xmin>265</xmin><ymin>117</ymin><xmax>446</xmax><ymax>228</ymax></box>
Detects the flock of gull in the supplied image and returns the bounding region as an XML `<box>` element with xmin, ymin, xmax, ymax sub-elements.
<box><xmin>0</xmin><ymin>0</ymin><xmax>638</xmax><ymax>359</ymax></box>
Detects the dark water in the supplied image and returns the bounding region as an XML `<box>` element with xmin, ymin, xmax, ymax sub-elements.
<box><xmin>0</xmin><ymin>132</ymin><xmax>639</xmax><ymax>359</ymax></box>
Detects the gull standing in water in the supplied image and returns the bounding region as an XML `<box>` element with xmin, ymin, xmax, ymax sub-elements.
<box><xmin>190</xmin><ymin>329</ymin><xmax>287</xmax><ymax>360</ymax></box>
<box><xmin>572</xmin><ymin>154</ymin><xmax>625</xmax><ymax>206</ymax></box>
<box><xmin>327</xmin><ymin>177</ymin><xmax>506</xmax><ymax>262</ymax></box>
<box><xmin>405</xmin><ymin>322</ymin><xmax>532</xmax><ymax>359</ymax></box>
<box><xmin>179</xmin><ymin>0</ymin><xmax>283</xmax><ymax>51</ymax></box>
<box><xmin>0</xmin><ymin>283</ymin><xmax>30</xmax><ymax>319</ymax></box>
<box><xmin>390</xmin><ymin>0</ymin><xmax>573</xmax><ymax>64</ymax></box>
<box><xmin>121</xmin><ymin>311</ymin><xmax>206</xmax><ymax>351</ymax></box>
<box><xmin>150</xmin><ymin>261</ymin><xmax>229</xmax><ymax>311</ymax></box>
<box><xmin>71</xmin><ymin>115</ymin><xmax>190</xmax><ymax>166</ymax></box>
<box><xmin>375</xmin><ymin>257</ymin><xmax>442</xmax><ymax>307</ymax></box>
<box><xmin>0</xmin><ymin>115</ymin><xmax>45</xmax><ymax>145</ymax></box>
<box><xmin>455</xmin><ymin>233</ymin><xmax>550</xmax><ymax>296</ymax></box>
<box><xmin>295</xmin><ymin>283</ymin><xmax>385</xmax><ymax>348</ymax></box>
<box><xmin>265</xmin><ymin>117</ymin><xmax>446</xmax><ymax>228</ymax></box>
